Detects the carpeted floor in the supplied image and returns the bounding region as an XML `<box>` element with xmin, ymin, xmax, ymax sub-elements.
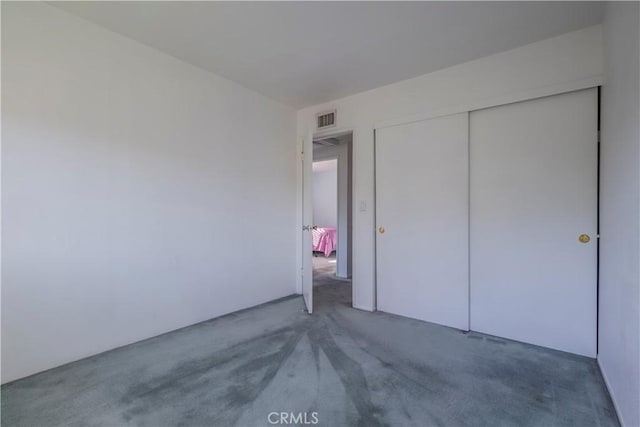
<box><xmin>312</xmin><ymin>251</ymin><xmax>337</xmax><ymax>274</ymax></box>
<box><xmin>1</xmin><ymin>280</ymin><xmax>618</xmax><ymax>426</ymax></box>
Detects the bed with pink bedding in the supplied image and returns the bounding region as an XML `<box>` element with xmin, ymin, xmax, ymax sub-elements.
<box><xmin>312</xmin><ymin>227</ymin><xmax>337</xmax><ymax>257</ymax></box>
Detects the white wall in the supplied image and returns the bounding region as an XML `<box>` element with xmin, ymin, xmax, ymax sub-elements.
<box><xmin>312</xmin><ymin>162</ymin><xmax>337</xmax><ymax>229</ymax></box>
<box><xmin>2</xmin><ymin>2</ymin><xmax>297</xmax><ymax>383</ymax></box>
<box><xmin>599</xmin><ymin>3</ymin><xmax>640</xmax><ymax>426</ymax></box>
<box><xmin>297</xmin><ymin>25</ymin><xmax>604</xmax><ymax>311</ymax></box>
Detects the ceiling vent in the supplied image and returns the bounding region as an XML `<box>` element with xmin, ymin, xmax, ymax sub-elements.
<box><xmin>316</xmin><ymin>110</ymin><xmax>336</xmax><ymax>130</ymax></box>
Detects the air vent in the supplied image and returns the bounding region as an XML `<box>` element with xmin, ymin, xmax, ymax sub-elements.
<box><xmin>316</xmin><ymin>110</ymin><xmax>336</xmax><ymax>130</ymax></box>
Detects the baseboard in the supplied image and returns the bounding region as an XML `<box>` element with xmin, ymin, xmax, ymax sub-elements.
<box><xmin>597</xmin><ymin>356</ymin><xmax>627</xmax><ymax>426</ymax></box>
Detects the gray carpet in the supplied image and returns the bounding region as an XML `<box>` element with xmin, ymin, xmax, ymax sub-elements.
<box><xmin>1</xmin><ymin>280</ymin><xmax>618</xmax><ymax>427</ymax></box>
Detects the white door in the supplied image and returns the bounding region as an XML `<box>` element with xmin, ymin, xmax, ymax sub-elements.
<box><xmin>301</xmin><ymin>134</ymin><xmax>313</xmax><ymax>313</ymax></box>
<box><xmin>470</xmin><ymin>88</ymin><xmax>598</xmax><ymax>356</ymax></box>
<box><xmin>376</xmin><ymin>113</ymin><xmax>469</xmax><ymax>330</ymax></box>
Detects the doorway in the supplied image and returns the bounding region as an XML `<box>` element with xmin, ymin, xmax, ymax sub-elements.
<box><xmin>311</xmin><ymin>133</ymin><xmax>353</xmax><ymax>310</ymax></box>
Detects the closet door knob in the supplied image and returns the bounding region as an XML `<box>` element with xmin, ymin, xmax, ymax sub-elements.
<box><xmin>578</xmin><ymin>234</ymin><xmax>590</xmax><ymax>243</ymax></box>
<box><xmin>378</xmin><ymin>227</ymin><xmax>385</xmax><ymax>234</ymax></box>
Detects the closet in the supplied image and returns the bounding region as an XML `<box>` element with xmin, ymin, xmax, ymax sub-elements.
<box><xmin>375</xmin><ymin>88</ymin><xmax>598</xmax><ymax>356</ymax></box>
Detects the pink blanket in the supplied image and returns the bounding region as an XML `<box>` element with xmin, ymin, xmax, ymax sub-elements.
<box><xmin>312</xmin><ymin>227</ymin><xmax>337</xmax><ymax>257</ymax></box>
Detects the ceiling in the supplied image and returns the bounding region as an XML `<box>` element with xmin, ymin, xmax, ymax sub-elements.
<box><xmin>52</xmin><ymin>1</ymin><xmax>603</xmax><ymax>108</ymax></box>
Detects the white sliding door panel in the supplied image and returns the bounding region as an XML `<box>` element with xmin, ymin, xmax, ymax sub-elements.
<box><xmin>376</xmin><ymin>113</ymin><xmax>469</xmax><ymax>330</ymax></box>
<box><xmin>470</xmin><ymin>89</ymin><xmax>598</xmax><ymax>356</ymax></box>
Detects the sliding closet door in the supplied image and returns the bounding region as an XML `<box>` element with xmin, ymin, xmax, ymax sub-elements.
<box><xmin>470</xmin><ymin>89</ymin><xmax>598</xmax><ymax>356</ymax></box>
<box><xmin>376</xmin><ymin>113</ymin><xmax>469</xmax><ymax>330</ymax></box>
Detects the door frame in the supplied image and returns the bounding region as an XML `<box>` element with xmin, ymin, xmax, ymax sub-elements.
<box><xmin>297</xmin><ymin>127</ymin><xmax>354</xmax><ymax>306</ymax></box>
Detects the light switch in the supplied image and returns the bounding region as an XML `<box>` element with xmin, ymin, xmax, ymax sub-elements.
<box><xmin>359</xmin><ymin>201</ymin><xmax>367</xmax><ymax>212</ymax></box>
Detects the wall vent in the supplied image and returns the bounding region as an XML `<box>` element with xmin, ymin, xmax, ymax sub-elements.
<box><xmin>316</xmin><ymin>110</ymin><xmax>336</xmax><ymax>130</ymax></box>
